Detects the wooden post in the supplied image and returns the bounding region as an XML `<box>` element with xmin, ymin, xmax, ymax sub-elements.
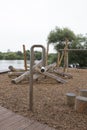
<box><xmin>63</xmin><ymin>39</ymin><xmax>68</xmax><ymax>72</ymax></box>
<box><xmin>57</xmin><ymin>51</ymin><xmax>65</xmax><ymax>67</ymax></box>
<box><xmin>80</xmin><ymin>89</ymin><xmax>87</xmax><ymax>97</ymax></box>
<box><xmin>57</xmin><ymin>52</ymin><xmax>60</xmax><ymax>67</ymax></box>
<box><xmin>29</xmin><ymin>45</ymin><xmax>46</xmax><ymax>111</ymax></box>
<box><xmin>66</xmin><ymin>93</ymin><xmax>76</xmax><ymax>106</ymax></box>
<box><xmin>23</xmin><ymin>44</ymin><xmax>27</xmax><ymax>71</ymax></box>
<box><xmin>75</xmin><ymin>96</ymin><xmax>87</xmax><ymax>113</ymax></box>
<box><xmin>46</xmin><ymin>42</ymin><xmax>49</xmax><ymax>66</ymax></box>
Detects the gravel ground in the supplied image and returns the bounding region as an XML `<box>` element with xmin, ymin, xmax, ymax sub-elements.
<box><xmin>0</xmin><ymin>68</ymin><xmax>87</xmax><ymax>130</ymax></box>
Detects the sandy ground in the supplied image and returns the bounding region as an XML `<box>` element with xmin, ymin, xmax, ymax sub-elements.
<box><xmin>0</xmin><ymin>68</ymin><xmax>87</xmax><ymax>130</ymax></box>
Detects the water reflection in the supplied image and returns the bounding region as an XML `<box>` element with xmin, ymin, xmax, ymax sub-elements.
<box><xmin>0</xmin><ymin>60</ymin><xmax>26</xmax><ymax>70</ymax></box>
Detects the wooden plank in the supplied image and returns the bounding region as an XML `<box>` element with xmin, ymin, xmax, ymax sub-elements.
<box><xmin>0</xmin><ymin>111</ymin><xmax>14</xmax><ymax>122</ymax></box>
<box><xmin>6</xmin><ymin>119</ymin><xmax>34</xmax><ymax>130</ymax></box>
<box><xmin>0</xmin><ymin>114</ymin><xmax>23</xmax><ymax>129</ymax></box>
<box><xmin>0</xmin><ymin>109</ymin><xmax>11</xmax><ymax>116</ymax></box>
<box><xmin>0</xmin><ymin>106</ymin><xmax>55</xmax><ymax>130</ymax></box>
<box><xmin>24</xmin><ymin>121</ymin><xmax>46</xmax><ymax>130</ymax></box>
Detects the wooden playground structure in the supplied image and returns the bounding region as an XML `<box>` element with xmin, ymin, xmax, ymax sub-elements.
<box><xmin>8</xmin><ymin>43</ymin><xmax>87</xmax><ymax>111</ymax></box>
<box><xmin>8</xmin><ymin>43</ymin><xmax>73</xmax><ymax>84</ymax></box>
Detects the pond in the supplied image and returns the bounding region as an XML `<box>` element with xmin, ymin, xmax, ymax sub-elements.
<box><xmin>0</xmin><ymin>60</ymin><xmax>30</xmax><ymax>70</ymax></box>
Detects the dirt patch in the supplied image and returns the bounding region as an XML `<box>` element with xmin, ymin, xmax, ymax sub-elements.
<box><xmin>0</xmin><ymin>68</ymin><xmax>87</xmax><ymax>130</ymax></box>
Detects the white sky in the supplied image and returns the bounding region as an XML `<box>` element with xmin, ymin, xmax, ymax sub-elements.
<box><xmin>0</xmin><ymin>0</ymin><xmax>87</xmax><ymax>53</ymax></box>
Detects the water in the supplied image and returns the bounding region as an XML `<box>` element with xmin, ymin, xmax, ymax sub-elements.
<box><xmin>0</xmin><ymin>60</ymin><xmax>28</xmax><ymax>70</ymax></box>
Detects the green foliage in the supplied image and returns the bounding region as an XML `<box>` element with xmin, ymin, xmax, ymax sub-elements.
<box><xmin>47</xmin><ymin>27</ymin><xmax>87</xmax><ymax>67</ymax></box>
<box><xmin>48</xmin><ymin>27</ymin><xmax>76</xmax><ymax>50</ymax></box>
<box><xmin>0</xmin><ymin>50</ymin><xmax>42</xmax><ymax>61</ymax></box>
<box><xmin>48</xmin><ymin>53</ymin><xmax>57</xmax><ymax>64</ymax></box>
<box><xmin>26</xmin><ymin>50</ymin><xmax>30</xmax><ymax>60</ymax></box>
<box><xmin>0</xmin><ymin>52</ymin><xmax>4</xmax><ymax>59</ymax></box>
<box><xmin>34</xmin><ymin>51</ymin><xmax>42</xmax><ymax>60</ymax></box>
<box><xmin>4</xmin><ymin>52</ymin><xmax>17</xmax><ymax>60</ymax></box>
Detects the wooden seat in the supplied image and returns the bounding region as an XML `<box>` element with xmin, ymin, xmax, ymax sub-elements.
<box><xmin>80</xmin><ymin>89</ymin><xmax>87</xmax><ymax>97</ymax></box>
<box><xmin>75</xmin><ymin>96</ymin><xmax>87</xmax><ymax>113</ymax></box>
<box><xmin>66</xmin><ymin>93</ymin><xmax>76</xmax><ymax>106</ymax></box>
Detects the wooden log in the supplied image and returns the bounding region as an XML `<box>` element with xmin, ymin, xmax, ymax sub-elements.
<box><xmin>9</xmin><ymin>66</ymin><xmax>16</xmax><ymax>71</ymax></box>
<box><xmin>45</xmin><ymin>63</ymin><xmax>56</xmax><ymax>72</ymax></box>
<box><xmin>80</xmin><ymin>89</ymin><xmax>87</xmax><ymax>97</ymax></box>
<box><xmin>35</xmin><ymin>68</ymin><xmax>67</xmax><ymax>84</ymax></box>
<box><xmin>11</xmin><ymin>71</ymin><xmax>30</xmax><ymax>84</ymax></box>
<box><xmin>33</xmin><ymin>73</ymin><xmax>41</xmax><ymax>80</ymax></box>
<box><xmin>75</xmin><ymin>96</ymin><xmax>87</xmax><ymax>113</ymax></box>
<box><xmin>54</xmin><ymin>70</ymin><xmax>73</xmax><ymax>79</ymax></box>
<box><xmin>66</xmin><ymin>93</ymin><xmax>76</xmax><ymax>106</ymax></box>
<box><xmin>0</xmin><ymin>69</ymin><xmax>10</xmax><ymax>74</ymax></box>
<box><xmin>11</xmin><ymin>60</ymin><xmax>42</xmax><ymax>84</ymax></box>
<box><xmin>8</xmin><ymin>66</ymin><xmax>25</xmax><ymax>72</ymax></box>
<box><xmin>8</xmin><ymin>72</ymin><xmax>24</xmax><ymax>78</ymax></box>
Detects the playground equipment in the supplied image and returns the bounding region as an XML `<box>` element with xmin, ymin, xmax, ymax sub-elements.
<box><xmin>23</xmin><ymin>44</ymin><xmax>27</xmax><ymax>70</ymax></box>
<box><xmin>8</xmin><ymin>44</ymin><xmax>75</xmax><ymax>111</ymax></box>
<box><xmin>29</xmin><ymin>45</ymin><xmax>46</xmax><ymax>110</ymax></box>
<box><xmin>59</xmin><ymin>48</ymin><xmax>87</xmax><ymax>72</ymax></box>
<box><xmin>54</xmin><ymin>37</ymin><xmax>87</xmax><ymax>72</ymax></box>
<box><xmin>8</xmin><ymin>42</ymin><xmax>87</xmax><ymax>83</ymax></box>
<box><xmin>66</xmin><ymin>89</ymin><xmax>87</xmax><ymax>113</ymax></box>
<box><xmin>9</xmin><ymin>44</ymin><xmax>71</xmax><ymax>84</ymax></box>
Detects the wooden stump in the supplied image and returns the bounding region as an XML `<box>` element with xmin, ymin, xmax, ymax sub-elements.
<box><xmin>80</xmin><ymin>89</ymin><xmax>87</xmax><ymax>97</ymax></box>
<box><xmin>66</xmin><ymin>93</ymin><xmax>76</xmax><ymax>106</ymax></box>
<box><xmin>75</xmin><ymin>96</ymin><xmax>87</xmax><ymax>113</ymax></box>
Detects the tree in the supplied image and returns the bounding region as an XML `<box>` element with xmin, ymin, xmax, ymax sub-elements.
<box><xmin>26</xmin><ymin>50</ymin><xmax>30</xmax><ymax>60</ymax></box>
<box><xmin>47</xmin><ymin>27</ymin><xmax>76</xmax><ymax>51</ymax></box>
<box><xmin>34</xmin><ymin>51</ymin><xmax>42</xmax><ymax>60</ymax></box>
<box><xmin>47</xmin><ymin>27</ymin><xmax>87</xmax><ymax>67</ymax></box>
<box><xmin>0</xmin><ymin>52</ymin><xmax>4</xmax><ymax>59</ymax></box>
<box><xmin>4</xmin><ymin>52</ymin><xmax>17</xmax><ymax>60</ymax></box>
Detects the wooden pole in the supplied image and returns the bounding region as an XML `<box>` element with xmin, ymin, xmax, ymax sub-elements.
<box><xmin>63</xmin><ymin>39</ymin><xmax>68</xmax><ymax>72</ymax></box>
<box><xmin>57</xmin><ymin>52</ymin><xmax>60</xmax><ymax>67</ymax></box>
<box><xmin>29</xmin><ymin>45</ymin><xmax>46</xmax><ymax>111</ymax></box>
<box><xmin>57</xmin><ymin>52</ymin><xmax>64</xmax><ymax>67</ymax></box>
<box><xmin>66</xmin><ymin>39</ymin><xmax>69</xmax><ymax>72</ymax></box>
<box><xmin>23</xmin><ymin>44</ymin><xmax>27</xmax><ymax>71</ymax></box>
<box><xmin>46</xmin><ymin>42</ymin><xmax>49</xmax><ymax>66</ymax></box>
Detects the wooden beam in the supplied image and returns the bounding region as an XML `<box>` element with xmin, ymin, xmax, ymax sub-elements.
<box><xmin>59</xmin><ymin>49</ymin><xmax>87</xmax><ymax>51</ymax></box>
<box><xmin>35</xmin><ymin>68</ymin><xmax>67</xmax><ymax>84</ymax></box>
<box><xmin>23</xmin><ymin>44</ymin><xmax>27</xmax><ymax>70</ymax></box>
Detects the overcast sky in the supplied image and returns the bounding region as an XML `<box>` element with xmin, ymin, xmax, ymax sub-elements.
<box><xmin>0</xmin><ymin>0</ymin><xmax>87</xmax><ymax>53</ymax></box>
